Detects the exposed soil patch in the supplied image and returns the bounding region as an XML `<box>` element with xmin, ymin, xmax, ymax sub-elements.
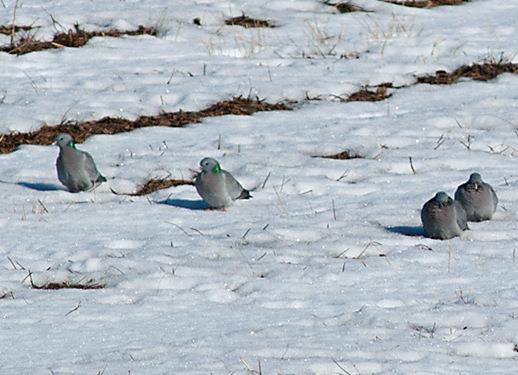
<box><xmin>347</xmin><ymin>84</ymin><xmax>392</xmax><ymax>102</ymax></box>
<box><xmin>417</xmin><ymin>62</ymin><xmax>518</xmax><ymax>84</ymax></box>
<box><xmin>132</xmin><ymin>178</ymin><xmax>194</xmax><ymax>196</ymax></box>
<box><xmin>225</xmin><ymin>15</ymin><xmax>274</xmax><ymax>28</ymax></box>
<box><xmin>2</xmin><ymin>24</ymin><xmax>157</xmax><ymax>55</ymax></box>
<box><xmin>0</xmin><ymin>24</ymin><xmax>33</xmax><ymax>35</ymax></box>
<box><xmin>383</xmin><ymin>0</ymin><xmax>468</xmax><ymax>8</ymax></box>
<box><xmin>0</xmin><ymin>97</ymin><xmax>291</xmax><ymax>154</ymax></box>
<box><xmin>314</xmin><ymin>150</ymin><xmax>363</xmax><ymax>160</ymax></box>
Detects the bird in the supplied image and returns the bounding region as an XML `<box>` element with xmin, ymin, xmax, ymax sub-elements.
<box><xmin>421</xmin><ymin>191</ymin><xmax>468</xmax><ymax>240</ymax></box>
<box><xmin>195</xmin><ymin>157</ymin><xmax>251</xmax><ymax>209</ymax></box>
<box><xmin>455</xmin><ymin>173</ymin><xmax>498</xmax><ymax>222</ymax></box>
<box><xmin>54</xmin><ymin>133</ymin><xmax>106</xmax><ymax>193</ymax></box>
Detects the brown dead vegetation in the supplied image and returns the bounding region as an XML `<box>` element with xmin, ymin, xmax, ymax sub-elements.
<box><xmin>347</xmin><ymin>85</ymin><xmax>392</xmax><ymax>102</ymax></box>
<box><xmin>1</xmin><ymin>24</ymin><xmax>157</xmax><ymax>55</ymax></box>
<box><xmin>0</xmin><ymin>97</ymin><xmax>291</xmax><ymax>154</ymax></box>
<box><xmin>335</xmin><ymin>2</ymin><xmax>369</xmax><ymax>12</ymax></box>
<box><xmin>31</xmin><ymin>280</ymin><xmax>105</xmax><ymax>290</ymax></box>
<box><xmin>323</xmin><ymin>0</ymin><xmax>370</xmax><ymax>12</ymax></box>
<box><xmin>314</xmin><ymin>150</ymin><xmax>363</xmax><ymax>160</ymax></box>
<box><xmin>383</xmin><ymin>0</ymin><xmax>468</xmax><ymax>8</ymax></box>
<box><xmin>417</xmin><ymin>62</ymin><xmax>518</xmax><ymax>85</ymax></box>
<box><xmin>225</xmin><ymin>15</ymin><xmax>274</xmax><ymax>28</ymax></box>
<box><xmin>27</xmin><ymin>272</ymin><xmax>105</xmax><ymax>290</ymax></box>
<box><xmin>0</xmin><ymin>24</ymin><xmax>33</xmax><ymax>35</ymax></box>
<box><xmin>132</xmin><ymin>178</ymin><xmax>194</xmax><ymax>196</ymax></box>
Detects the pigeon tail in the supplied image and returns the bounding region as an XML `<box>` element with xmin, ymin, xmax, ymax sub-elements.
<box><xmin>238</xmin><ymin>189</ymin><xmax>251</xmax><ymax>200</ymax></box>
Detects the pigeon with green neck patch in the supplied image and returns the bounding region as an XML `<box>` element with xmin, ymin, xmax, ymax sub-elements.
<box><xmin>421</xmin><ymin>191</ymin><xmax>468</xmax><ymax>240</ymax></box>
<box><xmin>455</xmin><ymin>173</ymin><xmax>498</xmax><ymax>221</ymax></box>
<box><xmin>55</xmin><ymin>133</ymin><xmax>107</xmax><ymax>193</ymax></box>
<box><xmin>195</xmin><ymin>157</ymin><xmax>251</xmax><ymax>208</ymax></box>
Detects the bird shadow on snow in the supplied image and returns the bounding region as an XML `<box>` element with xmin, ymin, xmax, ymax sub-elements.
<box><xmin>385</xmin><ymin>226</ymin><xmax>425</xmax><ymax>237</ymax></box>
<box><xmin>158</xmin><ymin>198</ymin><xmax>209</xmax><ymax>210</ymax></box>
<box><xmin>17</xmin><ymin>181</ymin><xmax>64</xmax><ymax>192</ymax></box>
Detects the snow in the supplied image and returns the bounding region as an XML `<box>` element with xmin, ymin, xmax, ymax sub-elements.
<box><xmin>1</xmin><ymin>0</ymin><xmax>518</xmax><ymax>373</ymax></box>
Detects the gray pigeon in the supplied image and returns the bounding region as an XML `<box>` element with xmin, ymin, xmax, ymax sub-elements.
<box><xmin>421</xmin><ymin>191</ymin><xmax>468</xmax><ymax>240</ymax></box>
<box><xmin>55</xmin><ymin>133</ymin><xmax>106</xmax><ymax>193</ymax></box>
<box><xmin>195</xmin><ymin>157</ymin><xmax>251</xmax><ymax>208</ymax></box>
<box><xmin>455</xmin><ymin>173</ymin><xmax>498</xmax><ymax>222</ymax></box>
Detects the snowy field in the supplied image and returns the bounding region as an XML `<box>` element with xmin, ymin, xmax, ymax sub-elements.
<box><xmin>1</xmin><ymin>0</ymin><xmax>518</xmax><ymax>373</ymax></box>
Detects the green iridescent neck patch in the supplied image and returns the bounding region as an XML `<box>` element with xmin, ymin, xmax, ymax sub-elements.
<box><xmin>212</xmin><ymin>164</ymin><xmax>221</xmax><ymax>174</ymax></box>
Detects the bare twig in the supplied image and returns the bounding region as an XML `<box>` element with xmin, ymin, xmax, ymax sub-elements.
<box><xmin>355</xmin><ymin>241</ymin><xmax>382</xmax><ymax>259</ymax></box>
<box><xmin>168</xmin><ymin>222</ymin><xmax>191</xmax><ymax>236</ymax></box>
<box><xmin>261</xmin><ymin>171</ymin><xmax>271</xmax><ymax>189</ymax></box>
<box><xmin>37</xmin><ymin>199</ymin><xmax>49</xmax><ymax>213</ymax></box>
<box><xmin>10</xmin><ymin>0</ymin><xmax>19</xmax><ymax>47</ymax></box>
<box><xmin>332</xmin><ymin>358</ymin><xmax>352</xmax><ymax>375</ymax></box>
<box><xmin>336</xmin><ymin>169</ymin><xmax>349</xmax><ymax>181</ymax></box>
<box><xmin>459</xmin><ymin>134</ymin><xmax>472</xmax><ymax>150</ymax></box>
<box><xmin>7</xmin><ymin>256</ymin><xmax>19</xmax><ymax>270</ymax></box>
<box><xmin>65</xmin><ymin>301</ymin><xmax>81</xmax><ymax>316</ymax></box>
<box><xmin>434</xmin><ymin>134</ymin><xmax>445</xmax><ymax>150</ymax></box>
<box><xmin>189</xmin><ymin>227</ymin><xmax>205</xmax><ymax>236</ymax></box>
<box><xmin>256</xmin><ymin>252</ymin><xmax>267</xmax><ymax>261</ymax></box>
<box><xmin>408</xmin><ymin>156</ymin><xmax>416</xmax><ymax>174</ymax></box>
<box><xmin>242</xmin><ymin>228</ymin><xmax>251</xmax><ymax>239</ymax></box>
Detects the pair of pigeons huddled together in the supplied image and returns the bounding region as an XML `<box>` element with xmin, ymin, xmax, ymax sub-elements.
<box><xmin>421</xmin><ymin>173</ymin><xmax>498</xmax><ymax>240</ymax></box>
<box><xmin>54</xmin><ymin>133</ymin><xmax>250</xmax><ymax>208</ymax></box>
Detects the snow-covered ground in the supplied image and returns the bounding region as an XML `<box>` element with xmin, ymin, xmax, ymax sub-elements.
<box><xmin>1</xmin><ymin>0</ymin><xmax>518</xmax><ymax>373</ymax></box>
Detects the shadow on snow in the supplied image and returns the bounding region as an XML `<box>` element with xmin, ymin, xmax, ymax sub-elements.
<box><xmin>385</xmin><ymin>226</ymin><xmax>425</xmax><ymax>237</ymax></box>
<box><xmin>17</xmin><ymin>181</ymin><xmax>64</xmax><ymax>191</ymax></box>
<box><xmin>158</xmin><ymin>198</ymin><xmax>209</xmax><ymax>210</ymax></box>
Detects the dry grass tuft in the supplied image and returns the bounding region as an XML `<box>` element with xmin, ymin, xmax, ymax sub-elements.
<box><xmin>314</xmin><ymin>150</ymin><xmax>363</xmax><ymax>160</ymax></box>
<box><xmin>347</xmin><ymin>85</ymin><xmax>392</xmax><ymax>102</ymax></box>
<box><xmin>0</xmin><ymin>96</ymin><xmax>291</xmax><ymax>154</ymax></box>
<box><xmin>1</xmin><ymin>24</ymin><xmax>157</xmax><ymax>55</ymax></box>
<box><xmin>334</xmin><ymin>2</ymin><xmax>370</xmax><ymax>12</ymax></box>
<box><xmin>417</xmin><ymin>61</ymin><xmax>518</xmax><ymax>85</ymax></box>
<box><xmin>383</xmin><ymin>0</ymin><xmax>468</xmax><ymax>8</ymax></box>
<box><xmin>225</xmin><ymin>14</ymin><xmax>274</xmax><ymax>28</ymax></box>
<box><xmin>2</xmin><ymin>35</ymin><xmax>54</xmax><ymax>54</ymax></box>
<box><xmin>27</xmin><ymin>272</ymin><xmax>105</xmax><ymax>290</ymax></box>
<box><xmin>31</xmin><ymin>280</ymin><xmax>105</xmax><ymax>290</ymax></box>
<box><xmin>0</xmin><ymin>24</ymin><xmax>33</xmax><ymax>35</ymax></box>
<box><xmin>132</xmin><ymin>178</ymin><xmax>194</xmax><ymax>196</ymax></box>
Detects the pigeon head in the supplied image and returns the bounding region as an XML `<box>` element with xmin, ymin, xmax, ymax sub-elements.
<box><xmin>200</xmin><ymin>157</ymin><xmax>221</xmax><ymax>174</ymax></box>
<box><xmin>55</xmin><ymin>133</ymin><xmax>75</xmax><ymax>149</ymax></box>
<box><xmin>434</xmin><ymin>191</ymin><xmax>451</xmax><ymax>204</ymax></box>
<box><xmin>469</xmin><ymin>173</ymin><xmax>483</xmax><ymax>184</ymax></box>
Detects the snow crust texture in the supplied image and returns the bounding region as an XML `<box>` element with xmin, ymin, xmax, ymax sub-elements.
<box><xmin>1</xmin><ymin>0</ymin><xmax>518</xmax><ymax>373</ymax></box>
